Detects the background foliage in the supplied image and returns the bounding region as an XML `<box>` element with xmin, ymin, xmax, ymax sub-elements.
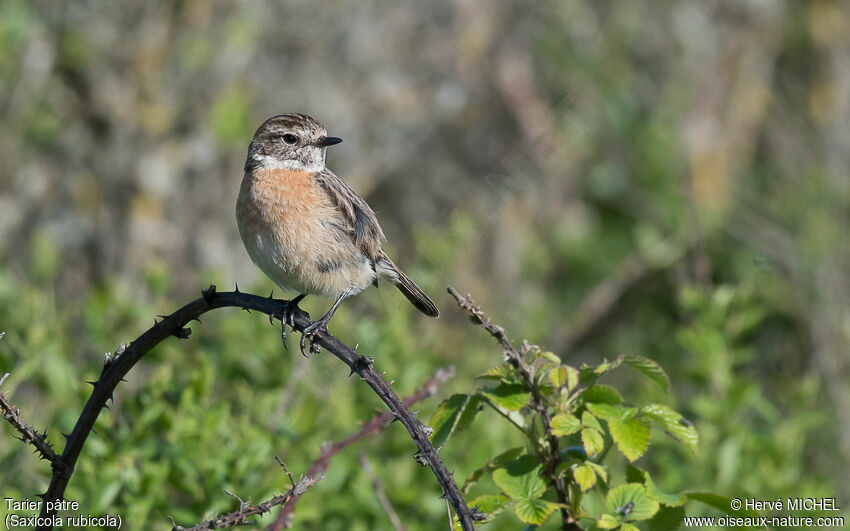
<box><xmin>1</xmin><ymin>1</ymin><xmax>848</xmax><ymax>529</ymax></box>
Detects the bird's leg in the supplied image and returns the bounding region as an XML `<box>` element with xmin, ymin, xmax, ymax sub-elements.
<box><xmin>300</xmin><ymin>290</ymin><xmax>349</xmax><ymax>356</ymax></box>
<box><xmin>275</xmin><ymin>294</ymin><xmax>306</xmax><ymax>350</ymax></box>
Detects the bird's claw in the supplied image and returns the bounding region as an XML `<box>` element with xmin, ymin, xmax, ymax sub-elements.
<box><xmin>275</xmin><ymin>297</ymin><xmax>303</xmax><ymax>351</ymax></box>
<box><xmin>299</xmin><ymin>319</ymin><xmax>327</xmax><ymax>357</ymax></box>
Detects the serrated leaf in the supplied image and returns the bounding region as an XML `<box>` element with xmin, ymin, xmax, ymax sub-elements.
<box><xmin>581</xmin><ymin>428</ymin><xmax>604</xmax><ymax>457</ymax></box>
<box><xmin>492</xmin><ymin>455</ymin><xmax>545</xmax><ymax>500</ymax></box>
<box><xmin>565</xmin><ymin>365</ymin><xmax>580</xmax><ymax>391</ymax></box>
<box><xmin>606</xmin><ymin>483</ymin><xmax>659</xmax><ymax>521</ymax></box>
<box><xmin>581</xmin><ymin>410</ymin><xmax>602</xmax><ymax>430</ymax></box>
<box><xmin>641</xmin><ymin>404</ymin><xmax>699</xmax><ymax>453</ymax></box>
<box><xmin>580</xmin><ymin>356</ymin><xmax>625</xmax><ymax>384</ymax></box>
<box><xmin>538</xmin><ymin>350</ymin><xmax>561</xmax><ymax>364</ymax></box>
<box><xmin>467</xmin><ymin>494</ymin><xmax>510</xmax><ymax>521</ymax></box>
<box><xmin>624</xmin><ymin>356</ymin><xmax>670</xmax><ymax>392</ymax></box>
<box><xmin>551</xmin><ymin>413</ymin><xmax>581</xmax><ymax>436</ymax></box>
<box><xmin>573</xmin><ymin>465</ymin><xmax>596</xmax><ymax>491</ymax></box>
<box><xmin>478</xmin><ymin>363</ymin><xmax>521</xmax><ymax>383</ymax></box>
<box><xmin>429</xmin><ymin>394</ymin><xmax>470</xmax><ymax>448</ymax></box>
<box><xmin>646</xmin><ymin>505</ymin><xmax>686</xmax><ymax>531</ymax></box>
<box><xmin>580</xmin><ymin>384</ymin><xmax>623</xmax><ymax>405</ymax></box>
<box><xmin>587</xmin><ymin>403</ymin><xmax>637</xmax><ymax>421</ymax></box>
<box><xmin>481</xmin><ymin>383</ymin><xmax>531</xmax><ymax>411</ymax></box>
<box><xmin>608</xmin><ymin>416</ymin><xmax>651</xmax><ymax>462</ymax></box>
<box><xmin>514</xmin><ymin>498</ymin><xmax>561</xmax><ymax>525</ymax></box>
<box><xmin>463</xmin><ymin>447</ymin><xmax>525</xmax><ymax>493</ymax></box>
<box><xmin>550</xmin><ymin>366</ymin><xmax>568</xmax><ymax>388</ymax></box>
<box><xmin>687</xmin><ymin>492</ymin><xmax>761</xmax><ymax>519</ymax></box>
<box><xmin>587</xmin><ymin>461</ymin><xmax>608</xmax><ymax>484</ymax></box>
<box><xmin>596</xmin><ymin>513</ymin><xmax>620</xmax><ymax>529</ymax></box>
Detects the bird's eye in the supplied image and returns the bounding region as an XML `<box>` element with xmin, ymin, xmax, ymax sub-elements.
<box><xmin>281</xmin><ymin>133</ymin><xmax>298</xmax><ymax>145</ymax></box>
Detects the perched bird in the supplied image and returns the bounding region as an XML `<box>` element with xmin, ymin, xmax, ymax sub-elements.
<box><xmin>236</xmin><ymin>113</ymin><xmax>439</xmax><ymax>353</ymax></box>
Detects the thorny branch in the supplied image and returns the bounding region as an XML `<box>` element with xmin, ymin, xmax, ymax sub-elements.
<box><xmin>171</xmin><ymin>470</ymin><xmax>320</xmax><ymax>531</ymax></box>
<box><xmin>447</xmin><ymin>287</ymin><xmax>580</xmax><ymax>531</ymax></box>
<box><xmin>1</xmin><ymin>288</ymin><xmax>477</xmax><ymax>531</ymax></box>
<box><xmin>267</xmin><ymin>366</ymin><xmax>455</xmax><ymax>530</ymax></box>
<box><xmin>0</xmin><ymin>373</ymin><xmax>61</xmax><ymax>466</ymax></box>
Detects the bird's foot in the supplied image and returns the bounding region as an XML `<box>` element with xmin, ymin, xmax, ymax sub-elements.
<box><xmin>272</xmin><ymin>295</ymin><xmax>305</xmax><ymax>351</ymax></box>
<box><xmin>299</xmin><ymin>317</ymin><xmax>329</xmax><ymax>357</ymax></box>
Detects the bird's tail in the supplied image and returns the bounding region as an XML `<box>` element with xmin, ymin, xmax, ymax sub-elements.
<box><xmin>377</xmin><ymin>255</ymin><xmax>440</xmax><ymax>317</ymax></box>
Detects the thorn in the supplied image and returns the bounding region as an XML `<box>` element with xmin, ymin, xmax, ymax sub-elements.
<box><xmin>202</xmin><ymin>284</ymin><xmax>217</xmax><ymax>302</ymax></box>
<box><xmin>61</xmin><ymin>432</ymin><xmax>70</xmax><ymax>441</ymax></box>
<box><xmin>172</xmin><ymin>327</ymin><xmax>192</xmax><ymax>339</ymax></box>
<box><xmin>193</xmin><ymin>317</ymin><xmax>202</xmax><ymax>324</ymax></box>
<box><xmin>268</xmin><ymin>289</ymin><xmax>275</xmax><ymax>299</ymax></box>
<box><xmin>439</xmin><ymin>491</ymin><xmax>447</xmax><ymax>500</ymax></box>
<box><xmin>90</xmin><ymin>427</ymin><xmax>97</xmax><ymax>435</ymax></box>
<box><xmin>353</xmin><ymin>355</ymin><xmax>374</xmax><ymax>372</ymax></box>
<box><xmin>36</xmin><ymin>493</ymin><xmax>46</xmax><ymax>501</ymax></box>
<box><xmin>120</xmin><ymin>378</ymin><xmax>127</xmax><ymax>382</ymax></box>
<box><xmin>234</xmin><ymin>282</ymin><xmax>240</xmax><ymax>293</ymax></box>
<box><xmin>413</xmin><ymin>451</ymin><xmax>429</xmax><ymax>466</ymax></box>
<box><xmin>242</xmin><ymin>307</ymin><xmax>252</xmax><ymax>313</ymax></box>
<box><xmin>86</xmin><ymin>380</ymin><xmax>97</xmax><ymax>387</ymax></box>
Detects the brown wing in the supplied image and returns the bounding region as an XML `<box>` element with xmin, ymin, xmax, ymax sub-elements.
<box><xmin>314</xmin><ymin>168</ymin><xmax>386</xmax><ymax>267</ymax></box>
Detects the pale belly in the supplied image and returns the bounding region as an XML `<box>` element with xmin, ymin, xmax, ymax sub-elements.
<box><xmin>236</xmin><ymin>170</ymin><xmax>375</xmax><ymax>299</ymax></box>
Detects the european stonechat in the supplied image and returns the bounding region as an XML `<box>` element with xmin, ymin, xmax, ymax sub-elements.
<box><xmin>236</xmin><ymin>113</ymin><xmax>439</xmax><ymax>353</ymax></box>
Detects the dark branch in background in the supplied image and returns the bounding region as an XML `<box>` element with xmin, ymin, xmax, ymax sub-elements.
<box><xmin>0</xmin><ymin>373</ymin><xmax>61</xmax><ymax>465</ymax></box>
<box><xmin>0</xmin><ymin>287</ymin><xmax>476</xmax><ymax>531</ymax></box>
<box><xmin>448</xmin><ymin>287</ymin><xmax>580</xmax><ymax>531</ymax></box>
<box><xmin>267</xmin><ymin>366</ymin><xmax>455</xmax><ymax>530</ymax></box>
<box><xmin>172</xmin><ymin>467</ymin><xmax>320</xmax><ymax>531</ymax></box>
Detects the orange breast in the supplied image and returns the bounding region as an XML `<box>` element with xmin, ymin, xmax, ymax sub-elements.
<box><xmin>236</xmin><ymin>168</ymin><xmax>373</xmax><ymax>297</ymax></box>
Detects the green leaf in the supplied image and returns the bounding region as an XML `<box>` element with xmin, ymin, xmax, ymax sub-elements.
<box><xmin>580</xmin><ymin>384</ymin><xmax>623</xmax><ymax>405</ymax></box>
<box><xmin>624</xmin><ymin>356</ymin><xmax>670</xmax><ymax>392</ymax></box>
<box><xmin>467</xmin><ymin>494</ymin><xmax>510</xmax><ymax>521</ymax></box>
<box><xmin>581</xmin><ymin>411</ymin><xmax>603</xmax><ymax>431</ymax></box>
<box><xmin>551</xmin><ymin>413</ymin><xmax>581</xmax><ymax>436</ymax></box>
<box><xmin>608</xmin><ymin>416</ymin><xmax>651</xmax><ymax>462</ymax></box>
<box><xmin>550</xmin><ymin>366</ymin><xmax>568</xmax><ymax>388</ymax></box>
<box><xmin>565</xmin><ymin>366</ymin><xmax>580</xmax><ymax>391</ymax></box>
<box><xmin>687</xmin><ymin>492</ymin><xmax>761</xmax><ymax>518</ymax></box>
<box><xmin>641</xmin><ymin>404</ymin><xmax>699</xmax><ymax>453</ymax></box>
<box><xmin>492</xmin><ymin>455</ymin><xmax>545</xmax><ymax>500</ymax></box>
<box><xmin>580</xmin><ymin>356</ymin><xmax>624</xmax><ymax>383</ymax></box>
<box><xmin>514</xmin><ymin>498</ymin><xmax>561</xmax><ymax>526</ymax></box>
<box><xmin>462</xmin><ymin>447</ymin><xmax>525</xmax><ymax>493</ymax></box>
<box><xmin>456</xmin><ymin>393</ymin><xmax>485</xmax><ymax>432</ymax></box>
<box><xmin>538</xmin><ymin>350</ymin><xmax>562</xmax><ymax>364</ymax></box>
<box><xmin>596</xmin><ymin>513</ymin><xmax>621</xmax><ymax>529</ymax></box>
<box><xmin>621</xmin><ymin>524</ymin><xmax>641</xmax><ymax>531</ymax></box>
<box><xmin>646</xmin><ymin>505</ymin><xmax>685</xmax><ymax>531</ymax></box>
<box><xmin>429</xmin><ymin>394</ymin><xmax>470</xmax><ymax>448</ymax></box>
<box><xmin>586</xmin><ymin>403</ymin><xmax>637</xmax><ymax>421</ymax></box>
<box><xmin>481</xmin><ymin>383</ymin><xmax>531</xmax><ymax>411</ymax></box>
<box><xmin>573</xmin><ymin>464</ymin><xmax>596</xmax><ymax>491</ymax></box>
<box><xmin>606</xmin><ymin>484</ymin><xmax>659</xmax><ymax>521</ymax></box>
<box><xmin>587</xmin><ymin>461</ymin><xmax>608</xmax><ymax>484</ymax></box>
<box><xmin>581</xmin><ymin>428</ymin><xmax>605</xmax><ymax>457</ymax></box>
<box><xmin>478</xmin><ymin>363</ymin><xmax>521</xmax><ymax>384</ymax></box>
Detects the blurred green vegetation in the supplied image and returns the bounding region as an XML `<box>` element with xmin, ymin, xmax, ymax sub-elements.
<box><xmin>2</xmin><ymin>1</ymin><xmax>849</xmax><ymax>530</ymax></box>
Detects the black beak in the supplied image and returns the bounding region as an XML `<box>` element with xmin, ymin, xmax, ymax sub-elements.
<box><xmin>313</xmin><ymin>136</ymin><xmax>343</xmax><ymax>147</ymax></box>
